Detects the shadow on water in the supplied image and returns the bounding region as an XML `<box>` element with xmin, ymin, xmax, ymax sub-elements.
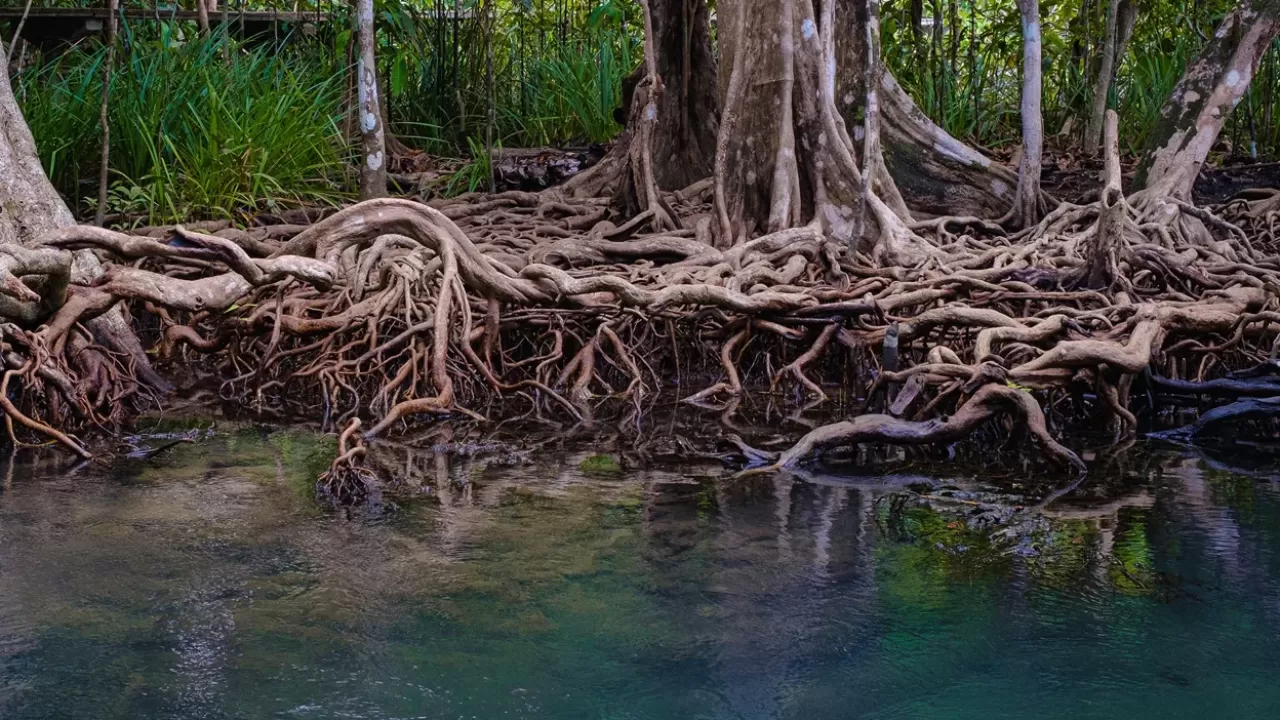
<box><xmin>2</xmin><ymin>420</ymin><xmax>1280</xmax><ymax>718</ymax></box>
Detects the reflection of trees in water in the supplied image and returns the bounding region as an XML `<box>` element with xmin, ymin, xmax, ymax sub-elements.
<box><xmin>638</xmin><ymin>474</ymin><xmax>878</xmax><ymax>719</ymax></box>
<box><xmin>9</xmin><ymin>428</ymin><xmax>1280</xmax><ymax>716</ymax></box>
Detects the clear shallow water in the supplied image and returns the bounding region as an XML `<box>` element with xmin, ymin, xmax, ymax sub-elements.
<box><xmin>2</xmin><ymin>430</ymin><xmax>1280</xmax><ymax>719</ymax></box>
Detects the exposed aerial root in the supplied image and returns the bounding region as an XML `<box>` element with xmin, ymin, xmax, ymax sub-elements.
<box><xmin>0</xmin><ymin>123</ymin><xmax>1276</xmax><ymax>488</ymax></box>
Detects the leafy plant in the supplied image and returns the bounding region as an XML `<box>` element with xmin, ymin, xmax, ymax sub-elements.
<box><xmin>17</xmin><ymin>24</ymin><xmax>350</xmax><ymax>224</ymax></box>
<box><xmin>444</xmin><ymin>135</ymin><xmax>496</xmax><ymax>195</ymax></box>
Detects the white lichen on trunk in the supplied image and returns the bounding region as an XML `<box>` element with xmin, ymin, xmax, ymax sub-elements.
<box><xmin>356</xmin><ymin>0</ymin><xmax>388</xmax><ymax>200</ymax></box>
<box><xmin>1136</xmin><ymin>0</ymin><xmax>1280</xmax><ymax>200</ymax></box>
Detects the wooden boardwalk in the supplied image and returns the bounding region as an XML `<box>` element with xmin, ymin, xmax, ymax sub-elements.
<box><xmin>0</xmin><ymin>8</ymin><xmax>328</xmax><ymax>49</ymax></box>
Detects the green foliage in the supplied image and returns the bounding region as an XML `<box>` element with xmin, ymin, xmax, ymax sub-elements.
<box><xmin>377</xmin><ymin>0</ymin><xmax>636</xmax><ymax>151</ymax></box>
<box><xmin>578</xmin><ymin>453</ymin><xmax>622</xmax><ymax>473</ymax></box>
<box><xmin>16</xmin><ymin>24</ymin><xmax>350</xmax><ymax>224</ymax></box>
<box><xmin>444</xmin><ymin>135</ymin><xmax>496</xmax><ymax>195</ymax></box>
<box><xmin>882</xmin><ymin>0</ymin><xmax>1279</xmax><ymax>156</ymax></box>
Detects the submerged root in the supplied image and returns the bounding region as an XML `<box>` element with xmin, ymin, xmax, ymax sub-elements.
<box><xmin>317</xmin><ymin>418</ymin><xmax>379</xmax><ymax>503</ymax></box>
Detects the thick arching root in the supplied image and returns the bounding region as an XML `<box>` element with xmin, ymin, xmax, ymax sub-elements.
<box><xmin>0</xmin><ymin>157</ymin><xmax>1274</xmax><ymax>486</ymax></box>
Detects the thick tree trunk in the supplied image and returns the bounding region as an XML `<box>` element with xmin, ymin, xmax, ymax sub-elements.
<box><xmin>562</xmin><ymin>0</ymin><xmax>718</xmax><ymax>206</ymax></box>
<box><xmin>1</xmin><ymin>65</ymin><xmax>168</xmax><ymax>391</ymax></box>
<box><xmin>1005</xmin><ymin>0</ymin><xmax>1045</xmax><ymax>226</ymax></box>
<box><xmin>712</xmin><ymin>0</ymin><xmax>944</xmax><ymax>266</ymax></box>
<box><xmin>1136</xmin><ymin>0</ymin><xmax>1280</xmax><ymax>200</ymax></box>
<box><xmin>715</xmin><ymin>0</ymin><xmax>863</xmax><ymax>241</ymax></box>
<box><xmin>712</xmin><ymin>0</ymin><xmax>1020</xmax><ymax>243</ymax></box>
<box><xmin>356</xmin><ymin>0</ymin><xmax>387</xmax><ymax>200</ymax></box>
<box><xmin>574</xmin><ymin>0</ymin><xmax>1029</xmax><ymax>240</ymax></box>
<box><xmin>877</xmin><ymin>74</ymin><xmax>1021</xmax><ymax>218</ymax></box>
<box><xmin>0</xmin><ymin>67</ymin><xmax>74</xmax><ymax>246</ymax></box>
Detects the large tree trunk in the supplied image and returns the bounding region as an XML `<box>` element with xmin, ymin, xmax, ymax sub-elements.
<box><xmin>1</xmin><ymin>64</ymin><xmax>168</xmax><ymax>391</ymax></box>
<box><xmin>562</xmin><ymin>0</ymin><xmax>718</xmax><ymax>207</ymax></box>
<box><xmin>1</xmin><ymin>62</ymin><xmax>75</xmax><ymax>245</ymax></box>
<box><xmin>1136</xmin><ymin>0</ymin><xmax>1280</xmax><ymax>200</ymax></box>
<box><xmin>714</xmin><ymin>0</ymin><xmax>865</xmax><ymax>242</ymax></box>
<box><xmin>712</xmin><ymin>0</ymin><xmax>1018</xmax><ymax>248</ymax></box>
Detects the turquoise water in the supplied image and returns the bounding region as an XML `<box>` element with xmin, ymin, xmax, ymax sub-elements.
<box><xmin>2</xmin><ymin>430</ymin><xmax>1280</xmax><ymax>719</ymax></box>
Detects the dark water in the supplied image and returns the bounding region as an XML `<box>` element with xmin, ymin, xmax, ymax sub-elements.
<box><xmin>2</xmin><ymin>429</ymin><xmax>1280</xmax><ymax>719</ymax></box>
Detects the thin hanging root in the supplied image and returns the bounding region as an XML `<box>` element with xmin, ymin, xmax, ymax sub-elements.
<box><xmin>683</xmin><ymin>328</ymin><xmax>749</xmax><ymax>403</ymax></box>
<box><xmin>736</xmin><ymin>384</ymin><xmax>1086</xmax><ymax>478</ymax></box>
<box><xmin>599</xmin><ymin>324</ymin><xmax>647</xmax><ymax>399</ymax></box>
<box><xmin>770</xmin><ymin>323</ymin><xmax>838</xmax><ymax>400</ymax></box>
<box><xmin>0</xmin><ymin>364</ymin><xmax>92</xmax><ymax>459</ymax></box>
<box><xmin>558</xmin><ymin>334</ymin><xmax>601</xmax><ymax>403</ymax></box>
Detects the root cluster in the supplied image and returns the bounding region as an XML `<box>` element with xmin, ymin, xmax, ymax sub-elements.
<box><xmin>1</xmin><ymin>160</ymin><xmax>1279</xmax><ymax>479</ymax></box>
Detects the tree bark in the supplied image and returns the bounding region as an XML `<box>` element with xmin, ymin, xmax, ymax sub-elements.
<box><xmin>562</xmin><ymin>0</ymin><xmax>718</xmax><ymax>206</ymax></box>
<box><xmin>95</xmin><ymin>0</ymin><xmax>118</xmax><ymax>227</ymax></box>
<box><xmin>1084</xmin><ymin>0</ymin><xmax>1121</xmax><ymax>155</ymax></box>
<box><xmin>1</xmin><ymin>62</ymin><xmax>169</xmax><ymax>391</ymax></box>
<box><xmin>0</xmin><ymin>66</ymin><xmax>75</xmax><ymax>246</ymax></box>
<box><xmin>1006</xmin><ymin>0</ymin><xmax>1045</xmax><ymax>226</ymax></box>
<box><xmin>1136</xmin><ymin>0</ymin><xmax>1280</xmax><ymax>200</ymax></box>
<box><xmin>356</xmin><ymin>0</ymin><xmax>387</xmax><ymax>200</ymax></box>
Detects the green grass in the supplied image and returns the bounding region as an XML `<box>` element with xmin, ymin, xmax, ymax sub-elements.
<box><xmin>16</xmin><ymin>24</ymin><xmax>350</xmax><ymax>225</ymax></box>
<box><xmin>13</xmin><ymin>0</ymin><xmax>1280</xmax><ymax>221</ymax></box>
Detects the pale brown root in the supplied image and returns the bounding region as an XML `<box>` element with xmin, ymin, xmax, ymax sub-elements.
<box><xmin>737</xmin><ymin>384</ymin><xmax>1086</xmax><ymax>478</ymax></box>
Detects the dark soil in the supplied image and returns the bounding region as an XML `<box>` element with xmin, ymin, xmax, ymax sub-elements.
<box><xmin>1039</xmin><ymin>152</ymin><xmax>1280</xmax><ymax>205</ymax></box>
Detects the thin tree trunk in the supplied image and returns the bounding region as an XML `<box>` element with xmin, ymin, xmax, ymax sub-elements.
<box><xmin>95</xmin><ymin>0</ymin><xmax>118</xmax><ymax>227</ymax></box>
<box><xmin>1085</xmin><ymin>0</ymin><xmax>1120</xmax><ymax>155</ymax></box>
<box><xmin>196</xmin><ymin>0</ymin><xmax>211</xmax><ymax>34</ymax></box>
<box><xmin>854</xmin><ymin>0</ymin><xmax>885</xmax><ymax>248</ymax></box>
<box><xmin>1006</xmin><ymin>0</ymin><xmax>1045</xmax><ymax>226</ymax></box>
<box><xmin>356</xmin><ymin>0</ymin><xmax>387</xmax><ymax>200</ymax></box>
<box><xmin>1115</xmin><ymin>0</ymin><xmax>1138</xmax><ymax>73</ymax></box>
<box><xmin>4</xmin><ymin>0</ymin><xmax>33</xmax><ymax>66</ymax></box>
<box><xmin>1136</xmin><ymin>0</ymin><xmax>1280</xmax><ymax>199</ymax></box>
<box><xmin>1080</xmin><ymin>110</ymin><xmax>1124</xmax><ymax>288</ymax></box>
